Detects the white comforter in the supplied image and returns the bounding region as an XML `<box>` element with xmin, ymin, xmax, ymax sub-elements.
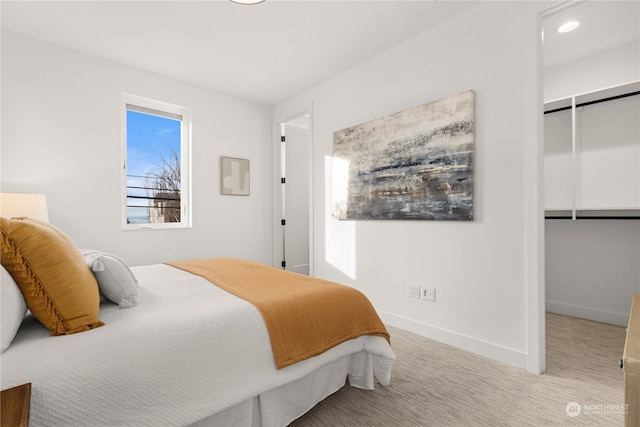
<box><xmin>0</xmin><ymin>264</ymin><xmax>395</xmax><ymax>427</ymax></box>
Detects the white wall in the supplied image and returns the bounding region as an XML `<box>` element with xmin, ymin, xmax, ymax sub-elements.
<box><xmin>544</xmin><ymin>40</ymin><xmax>640</xmax><ymax>101</ymax></box>
<box><xmin>546</xmin><ymin>219</ymin><xmax>640</xmax><ymax>326</ymax></box>
<box><xmin>1</xmin><ymin>31</ymin><xmax>274</xmax><ymax>267</ymax></box>
<box><xmin>544</xmin><ymin>42</ymin><xmax>640</xmax><ymax>326</ymax></box>
<box><xmin>274</xmin><ymin>1</ymin><xmax>545</xmax><ymax>371</ymax></box>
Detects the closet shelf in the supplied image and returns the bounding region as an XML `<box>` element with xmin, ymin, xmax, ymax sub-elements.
<box><xmin>544</xmin><ymin>81</ymin><xmax>640</xmax><ymax>114</ymax></box>
<box><xmin>545</xmin><ymin>90</ymin><xmax>640</xmax><ymax>114</ymax></box>
<box><xmin>545</xmin><ymin>209</ymin><xmax>640</xmax><ymax>220</ymax></box>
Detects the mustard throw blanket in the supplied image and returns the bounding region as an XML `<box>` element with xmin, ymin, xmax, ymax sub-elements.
<box><xmin>166</xmin><ymin>258</ymin><xmax>390</xmax><ymax>369</ymax></box>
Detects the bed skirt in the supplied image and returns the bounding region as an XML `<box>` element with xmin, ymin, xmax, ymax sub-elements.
<box><xmin>191</xmin><ymin>349</ymin><xmax>378</xmax><ymax>427</ymax></box>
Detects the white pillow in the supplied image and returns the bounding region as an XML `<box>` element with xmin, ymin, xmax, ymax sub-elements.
<box><xmin>80</xmin><ymin>249</ymin><xmax>138</xmax><ymax>308</ymax></box>
<box><xmin>1</xmin><ymin>266</ymin><xmax>27</xmax><ymax>353</ymax></box>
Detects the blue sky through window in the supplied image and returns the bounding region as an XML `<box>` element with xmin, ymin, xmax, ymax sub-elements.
<box><xmin>126</xmin><ymin>110</ymin><xmax>181</xmax><ymax>223</ymax></box>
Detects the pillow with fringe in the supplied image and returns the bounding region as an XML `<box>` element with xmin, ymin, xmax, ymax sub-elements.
<box><xmin>1</xmin><ymin>265</ymin><xmax>27</xmax><ymax>353</ymax></box>
<box><xmin>80</xmin><ymin>249</ymin><xmax>138</xmax><ymax>308</ymax></box>
<box><xmin>0</xmin><ymin>217</ymin><xmax>104</xmax><ymax>335</ymax></box>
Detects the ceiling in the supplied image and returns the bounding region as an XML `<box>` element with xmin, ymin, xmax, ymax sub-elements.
<box><xmin>542</xmin><ymin>0</ymin><xmax>639</xmax><ymax>68</ymax></box>
<box><xmin>2</xmin><ymin>1</ymin><xmax>638</xmax><ymax>106</ymax></box>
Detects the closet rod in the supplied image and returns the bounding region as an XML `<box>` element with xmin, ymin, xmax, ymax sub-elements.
<box><xmin>545</xmin><ymin>215</ymin><xmax>640</xmax><ymax>220</ymax></box>
<box><xmin>545</xmin><ymin>210</ymin><xmax>640</xmax><ymax>220</ymax></box>
<box><xmin>544</xmin><ymin>90</ymin><xmax>640</xmax><ymax>115</ymax></box>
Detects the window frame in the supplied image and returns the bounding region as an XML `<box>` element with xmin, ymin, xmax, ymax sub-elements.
<box><xmin>121</xmin><ymin>93</ymin><xmax>192</xmax><ymax>230</ymax></box>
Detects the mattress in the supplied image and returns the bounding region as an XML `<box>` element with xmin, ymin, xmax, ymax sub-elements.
<box><xmin>0</xmin><ymin>263</ymin><xmax>395</xmax><ymax>426</ymax></box>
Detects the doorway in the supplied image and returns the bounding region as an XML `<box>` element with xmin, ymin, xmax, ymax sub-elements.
<box><xmin>277</xmin><ymin>113</ymin><xmax>312</xmax><ymax>275</ymax></box>
<box><xmin>542</xmin><ymin>0</ymin><xmax>640</xmax><ymax>326</ymax></box>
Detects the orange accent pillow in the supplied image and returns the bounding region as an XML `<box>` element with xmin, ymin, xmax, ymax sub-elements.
<box><xmin>0</xmin><ymin>217</ymin><xmax>104</xmax><ymax>335</ymax></box>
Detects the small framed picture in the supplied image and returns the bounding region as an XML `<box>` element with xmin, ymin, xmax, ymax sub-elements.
<box><xmin>220</xmin><ymin>156</ymin><xmax>250</xmax><ymax>196</ymax></box>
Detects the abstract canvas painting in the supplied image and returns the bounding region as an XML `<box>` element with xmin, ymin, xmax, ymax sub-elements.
<box><xmin>221</xmin><ymin>156</ymin><xmax>250</xmax><ymax>196</ymax></box>
<box><xmin>332</xmin><ymin>91</ymin><xmax>474</xmax><ymax>220</ymax></box>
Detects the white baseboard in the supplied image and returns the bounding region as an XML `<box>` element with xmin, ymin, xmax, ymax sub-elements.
<box><xmin>378</xmin><ymin>311</ymin><xmax>528</xmax><ymax>371</ymax></box>
<box><xmin>546</xmin><ymin>300</ymin><xmax>629</xmax><ymax>327</ymax></box>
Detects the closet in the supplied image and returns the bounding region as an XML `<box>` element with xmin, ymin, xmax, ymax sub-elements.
<box><xmin>544</xmin><ymin>81</ymin><xmax>640</xmax><ymax>218</ymax></box>
<box><xmin>544</xmin><ymin>80</ymin><xmax>640</xmax><ymax>327</ymax></box>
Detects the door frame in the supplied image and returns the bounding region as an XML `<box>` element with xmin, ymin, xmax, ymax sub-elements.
<box><xmin>273</xmin><ymin>105</ymin><xmax>314</xmax><ymax>276</ymax></box>
<box><xmin>529</xmin><ymin>0</ymin><xmax>594</xmax><ymax>374</ymax></box>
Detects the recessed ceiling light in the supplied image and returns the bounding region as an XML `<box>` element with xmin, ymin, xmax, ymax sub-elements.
<box><xmin>558</xmin><ymin>20</ymin><xmax>581</xmax><ymax>33</ymax></box>
<box><xmin>230</xmin><ymin>0</ymin><xmax>265</xmax><ymax>4</ymax></box>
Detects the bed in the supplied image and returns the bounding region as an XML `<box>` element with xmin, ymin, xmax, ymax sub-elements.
<box><xmin>0</xmin><ymin>217</ymin><xmax>395</xmax><ymax>427</ymax></box>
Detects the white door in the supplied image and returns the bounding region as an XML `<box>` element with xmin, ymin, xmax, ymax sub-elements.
<box><xmin>282</xmin><ymin>123</ymin><xmax>311</xmax><ymax>275</ymax></box>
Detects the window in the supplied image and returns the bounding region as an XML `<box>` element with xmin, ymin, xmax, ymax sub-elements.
<box><xmin>122</xmin><ymin>94</ymin><xmax>191</xmax><ymax>230</ymax></box>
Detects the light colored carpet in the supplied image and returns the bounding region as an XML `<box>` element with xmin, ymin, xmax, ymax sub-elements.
<box><xmin>290</xmin><ymin>313</ymin><xmax>626</xmax><ymax>426</ymax></box>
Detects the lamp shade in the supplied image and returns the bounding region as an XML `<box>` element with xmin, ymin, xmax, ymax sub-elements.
<box><xmin>0</xmin><ymin>193</ymin><xmax>50</xmax><ymax>223</ymax></box>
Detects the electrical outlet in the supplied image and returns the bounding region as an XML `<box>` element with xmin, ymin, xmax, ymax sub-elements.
<box><xmin>408</xmin><ymin>283</ymin><xmax>420</xmax><ymax>299</ymax></box>
<box><xmin>421</xmin><ymin>286</ymin><xmax>436</xmax><ymax>302</ymax></box>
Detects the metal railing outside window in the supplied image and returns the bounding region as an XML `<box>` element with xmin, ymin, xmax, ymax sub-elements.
<box><xmin>126</xmin><ymin>174</ymin><xmax>181</xmax><ymax>224</ymax></box>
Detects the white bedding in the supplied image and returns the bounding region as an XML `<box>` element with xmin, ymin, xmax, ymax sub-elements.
<box><xmin>0</xmin><ymin>264</ymin><xmax>395</xmax><ymax>426</ymax></box>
